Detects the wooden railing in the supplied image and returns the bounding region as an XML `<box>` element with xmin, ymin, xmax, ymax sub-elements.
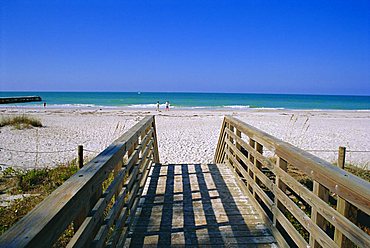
<box><xmin>214</xmin><ymin>116</ymin><xmax>370</xmax><ymax>248</ymax></box>
<box><xmin>0</xmin><ymin>115</ymin><xmax>159</xmax><ymax>248</ymax></box>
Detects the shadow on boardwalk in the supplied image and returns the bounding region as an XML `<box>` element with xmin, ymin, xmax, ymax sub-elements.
<box><xmin>127</xmin><ymin>163</ymin><xmax>275</xmax><ymax>247</ymax></box>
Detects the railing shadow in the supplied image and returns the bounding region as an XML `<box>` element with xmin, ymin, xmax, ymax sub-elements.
<box><xmin>129</xmin><ymin>163</ymin><xmax>271</xmax><ymax>247</ymax></box>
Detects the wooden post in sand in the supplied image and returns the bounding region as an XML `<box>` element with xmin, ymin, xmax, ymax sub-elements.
<box><xmin>78</xmin><ymin>145</ymin><xmax>83</xmax><ymax>168</ymax></box>
<box><xmin>338</xmin><ymin>146</ymin><xmax>346</xmax><ymax>169</ymax></box>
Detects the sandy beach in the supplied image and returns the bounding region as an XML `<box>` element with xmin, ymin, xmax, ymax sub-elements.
<box><xmin>0</xmin><ymin>107</ymin><xmax>369</xmax><ymax>170</ymax></box>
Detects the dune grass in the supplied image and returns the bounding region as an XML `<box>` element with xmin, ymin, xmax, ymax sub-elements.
<box><xmin>0</xmin><ymin>115</ymin><xmax>42</xmax><ymax>129</ymax></box>
<box><xmin>0</xmin><ymin>162</ymin><xmax>79</xmax><ymax>236</ymax></box>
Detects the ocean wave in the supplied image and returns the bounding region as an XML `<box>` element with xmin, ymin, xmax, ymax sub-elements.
<box><xmin>126</xmin><ymin>104</ymin><xmax>170</xmax><ymax>108</ymax></box>
<box><xmin>223</xmin><ymin>105</ymin><xmax>251</xmax><ymax>109</ymax></box>
<box><xmin>52</xmin><ymin>104</ymin><xmax>97</xmax><ymax>107</ymax></box>
<box><xmin>47</xmin><ymin>104</ymin><xmax>120</xmax><ymax>109</ymax></box>
<box><xmin>252</xmin><ymin>107</ymin><xmax>285</xmax><ymax>110</ymax></box>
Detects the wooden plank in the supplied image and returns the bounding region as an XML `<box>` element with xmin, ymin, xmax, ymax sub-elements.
<box><xmin>129</xmin><ymin>235</ymin><xmax>276</xmax><ymax>245</ymax></box>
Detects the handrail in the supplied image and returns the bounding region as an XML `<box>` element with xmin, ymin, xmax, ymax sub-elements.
<box><xmin>214</xmin><ymin>116</ymin><xmax>370</xmax><ymax>248</ymax></box>
<box><xmin>0</xmin><ymin>115</ymin><xmax>160</xmax><ymax>248</ymax></box>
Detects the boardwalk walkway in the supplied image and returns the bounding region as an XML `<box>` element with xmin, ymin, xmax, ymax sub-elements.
<box><xmin>126</xmin><ymin>164</ymin><xmax>277</xmax><ymax>247</ymax></box>
<box><xmin>1</xmin><ymin>116</ymin><xmax>368</xmax><ymax>248</ymax></box>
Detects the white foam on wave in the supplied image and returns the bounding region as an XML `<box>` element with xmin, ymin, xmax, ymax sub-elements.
<box><xmin>187</xmin><ymin>106</ymin><xmax>213</xmax><ymax>109</ymax></box>
<box><xmin>253</xmin><ymin>107</ymin><xmax>285</xmax><ymax>110</ymax></box>
<box><xmin>53</xmin><ymin>104</ymin><xmax>96</xmax><ymax>107</ymax></box>
<box><xmin>47</xmin><ymin>104</ymin><xmax>120</xmax><ymax>109</ymax></box>
<box><xmin>223</xmin><ymin>105</ymin><xmax>251</xmax><ymax>109</ymax></box>
<box><xmin>127</xmin><ymin>104</ymin><xmax>170</xmax><ymax>109</ymax></box>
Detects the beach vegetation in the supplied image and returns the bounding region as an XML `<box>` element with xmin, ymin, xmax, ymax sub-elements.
<box><xmin>342</xmin><ymin>163</ymin><xmax>370</xmax><ymax>182</ymax></box>
<box><xmin>0</xmin><ymin>115</ymin><xmax>42</xmax><ymax>129</ymax></box>
<box><xmin>0</xmin><ymin>161</ymin><xmax>79</xmax><ymax>236</ymax></box>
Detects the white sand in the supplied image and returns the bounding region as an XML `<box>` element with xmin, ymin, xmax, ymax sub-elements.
<box><xmin>0</xmin><ymin>107</ymin><xmax>369</xmax><ymax>170</ymax></box>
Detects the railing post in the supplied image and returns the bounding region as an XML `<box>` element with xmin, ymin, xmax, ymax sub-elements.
<box><xmin>273</xmin><ymin>157</ymin><xmax>288</xmax><ymax>226</ymax></box>
<box><xmin>334</xmin><ymin>146</ymin><xmax>357</xmax><ymax>247</ymax></box>
<box><xmin>224</xmin><ymin>122</ymin><xmax>230</xmax><ymax>165</ymax></box>
<box><xmin>252</xmin><ymin>141</ymin><xmax>263</xmax><ymax>198</ymax></box>
<box><xmin>234</xmin><ymin>129</ymin><xmax>242</xmax><ymax>174</ymax></box>
<box><xmin>229</xmin><ymin>125</ymin><xmax>235</xmax><ymax>170</ymax></box>
<box><xmin>310</xmin><ymin>182</ymin><xmax>329</xmax><ymax>247</ymax></box>
<box><xmin>78</xmin><ymin>145</ymin><xmax>83</xmax><ymax>168</ymax></box>
<box><xmin>309</xmin><ymin>146</ymin><xmax>333</xmax><ymax>247</ymax></box>
<box><xmin>114</xmin><ymin>158</ymin><xmax>124</xmax><ymax>199</ymax></box>
<box><xmin>248</xmin><ymin>139</ymin><xmax>255</xmax><ymax>193</ymax></box>
<box><xmin>152</xmin><ymin>117</ymin><xmax>160</xmax><ymax>163</ymax></box>
<box><xmin>338</xmin><ymin>146</ymin><xmax>346</xmax><ymax>169</ymax></box>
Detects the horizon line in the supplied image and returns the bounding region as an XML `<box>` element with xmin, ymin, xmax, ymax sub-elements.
<box><xmin>1</xmin><ymin>90</ymin><xmax>370</xmax><ymax>97</ymax></box>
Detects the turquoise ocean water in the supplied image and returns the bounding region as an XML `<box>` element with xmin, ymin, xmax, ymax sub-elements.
<box><xmin>0</xmin><ymin>92</ymin><xmax>369</xmax><ymax>110</ymax></box>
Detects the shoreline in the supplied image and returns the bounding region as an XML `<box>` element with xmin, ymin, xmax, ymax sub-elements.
<box><xmin>1</xmin><ymin>107</ymin><xmax>369</xmax><ymax>170</ymax></box>
<box><xmin>1</xmin><ymin>104</ymin><xmax>370</xmax><ymax>112</ymax></box>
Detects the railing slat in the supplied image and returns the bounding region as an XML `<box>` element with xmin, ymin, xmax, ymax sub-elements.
<box><xmin>275</xmin><ymin>209</ymin><xmax>308</xmax><ymax>247</ymax></box>
<box><xmin>226</xmin><ymin>148</ymin><xmax>274</xmax><ymax>210</ymax></box>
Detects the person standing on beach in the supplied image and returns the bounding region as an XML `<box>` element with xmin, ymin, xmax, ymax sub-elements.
<box><xmin>156</xmin><ymin>101</ymin><xmax>160</xmax><ymax>111</ymax></box>
<box><xmin>165</xmin><ymin>101</ymin><xmax>170</xmax><ymax>111</ymax></box>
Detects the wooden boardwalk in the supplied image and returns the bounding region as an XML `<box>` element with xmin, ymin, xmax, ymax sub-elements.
<box><xmin>126</xmin><ymin>164</ymin><xmax>277</xmax><ymax>247</ymax></box>
<box><xmin>1</xmin><ymin>116</ymin><xmax>368</xmax><ymax>247</ymax></box>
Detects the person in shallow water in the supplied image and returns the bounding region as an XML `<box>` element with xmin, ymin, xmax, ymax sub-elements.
<box><xmin>156</xmin><ymin>101</ymin><xmax>160</xmax><ymax>111</ymax></box>
<box><xmin>165</xmin><ymin>101</ymin><xmax>170</xmax><ymax>111</ymax></box>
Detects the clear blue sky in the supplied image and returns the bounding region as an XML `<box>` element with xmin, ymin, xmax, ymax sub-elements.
<box><xmin>1</xmin><ymin>0</ymin><xmax>369</xmax><ymax>95</ymax></box>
